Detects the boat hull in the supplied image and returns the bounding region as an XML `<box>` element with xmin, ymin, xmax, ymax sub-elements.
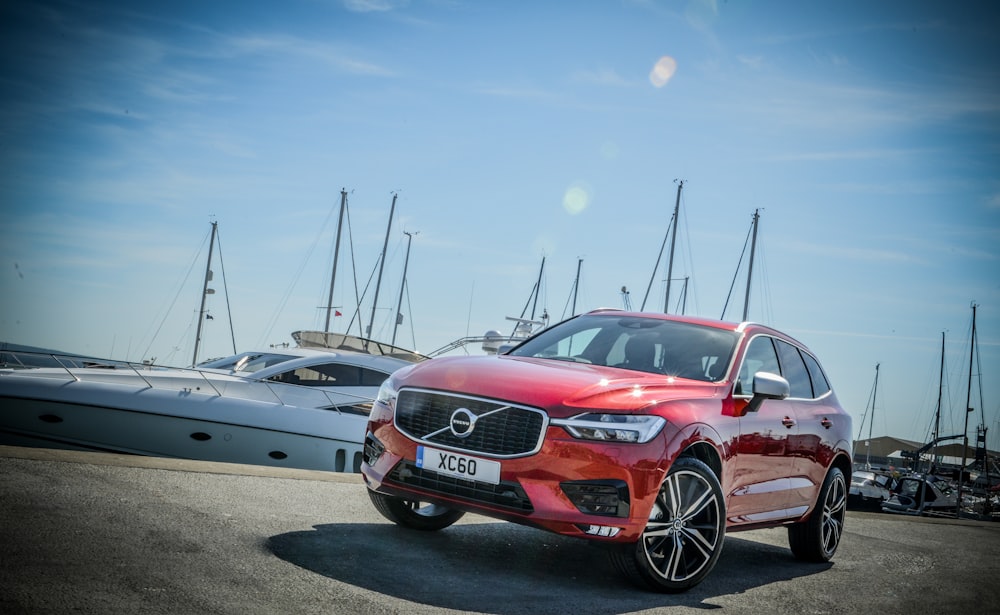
<box><xmin>0</xmin><ymin>371</ymin><xmax>367</xmax><ymax>472</ymax></box>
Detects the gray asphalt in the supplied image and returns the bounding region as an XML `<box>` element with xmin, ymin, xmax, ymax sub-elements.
<box><xmin>1</xmin><ymin>444</ymin><xmax>997</xmax><ymax>615</ymax></box>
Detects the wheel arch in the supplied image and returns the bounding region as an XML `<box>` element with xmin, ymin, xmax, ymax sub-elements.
<box><xmin>679</xmin><ymin>440</ymin><xmax>723</xmax><ymax>483</ymax></box>
<box><xmin>830</xmin><ymin>451</ymin><xmax>852</xmax><ymax>483</ymax></box>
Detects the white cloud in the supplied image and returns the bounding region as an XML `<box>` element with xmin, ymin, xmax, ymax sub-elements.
<box><xmin>785</xmin><ymin>240</ymin><xmax>923</xmax><ymax>264</ymax></box>
<box><xmin>737</xmin><ymin>54</ymin><xmax>765</xmax><ymax>70</ymax></box>
<box><xmin>571</xmin><ymin>67</ymin><xmax>633</xmax><ymax>87</ymax></box>
<box><xmin>343</xmin><ymin>0</ymin><xmax>409</xmax><ymax>13</ymax></box>
<box><xmin>225</xmin><ymin>34</ymin><xmax>394</xmax><ymax>76</ymax></box>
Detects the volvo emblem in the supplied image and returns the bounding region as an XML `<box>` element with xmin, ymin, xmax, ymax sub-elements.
<box><xmin>449</xmin><ymin>408</ymin><xmax>477</xmax><ymax>438</ymax></box>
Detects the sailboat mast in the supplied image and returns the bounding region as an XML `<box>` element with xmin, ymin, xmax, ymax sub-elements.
<box><xmin>742</xmin><ymin>209</ymin><xmax>759</xmax><ymax>322</ymax></box>
<box><xmin>571</xmin><ymin>258</ymin><xmax>583</xmax><ymax>317</ymax></box>
<box><xmin>933</xmin><ymin>331</ymin><xmax>945</xmax><ymax>469</ymax></box>
<box><xmin>664</xmin><ymin>179</ymin><xmax>684</xmax><ymax>314</ymax></box>
<box><xmin>958</xmin><ymin>303</ymin><xmax>978</xmax><ymax>517</ymax></box>
<box><xmin>866</xmin><ymin>362</ymin><xmax>879</xmax><ymax>468</ymax></box>
<box><xmin>192</xmin><ymin>221</ymin><xmax>217</xmax><ymax>367</ymax></box>
<box><xmin>324</xmin><ymin>189</ymin><xmax>348</xmax><ymax>332</ymax></box>
<box><xmin>366</xmin><ymin>192</ymin><xmax>397</xmax><ymax>345</ymax></box>
<box><xmin>530</xmin><ymin>256</ymin><xmax>545</xmax><ymax>321</ymax></box>
<box><xmin>391</xmin><ymin>231</ymin><xmax>414</xmax><ymax>347</ymax></box>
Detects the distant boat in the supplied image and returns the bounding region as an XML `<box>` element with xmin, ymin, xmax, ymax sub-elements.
<box><xmin>0</xmin><ymin>346</ymin><xmax>414</xmax><ymax>472</ymax></box>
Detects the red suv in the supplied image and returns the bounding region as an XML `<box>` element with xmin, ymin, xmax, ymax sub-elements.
<box><xmin>361</xmin><ymin>310</ymin><xmax>852</xmax><ymax>592</ymax></box>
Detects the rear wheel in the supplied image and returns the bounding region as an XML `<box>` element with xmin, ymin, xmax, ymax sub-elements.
<box><xmin>609</xmin><ymin>457</ymin><xmax>725</xmax><ymax>592</ymax></box>
<box><xmin>788</xmin><ymin>466</ymin><xmax>847</xmax><ymax>561</ymax></box>
<box><xmin>367</xmin><ymin>489</ymin><xmax>465</xmax><ymax>531</ymax></box>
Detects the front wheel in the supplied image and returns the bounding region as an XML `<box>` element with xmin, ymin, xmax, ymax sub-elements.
<box><xmin>367</xmin><ymin>488</ymin><xmax>465</xmax><ymax>531</ymax></box>
<box><xmin>788</xmin><ymin>466</ymin><xmax>847</xmax><ymax>561</ymax></box>
<box><xmin>608</xmin><ymin>457</ymin><xmax>726</xmax><ymax>592</ymax></box>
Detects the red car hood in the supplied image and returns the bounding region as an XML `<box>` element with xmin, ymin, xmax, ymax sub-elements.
<box><xmin>395</xmin><ymin>355</ymin><xmax>724</xmax><ymax>418</ymax></box>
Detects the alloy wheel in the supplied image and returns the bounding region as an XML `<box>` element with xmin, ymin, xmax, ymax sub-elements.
<box><xmin>641</xmin><ymin>467</ymin><xmax>723</xmax><ymax>584</ymax></box>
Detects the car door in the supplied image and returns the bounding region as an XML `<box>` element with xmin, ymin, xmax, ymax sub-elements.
<box><xmin>774</xmin><ymin>340</ymin><xmax>843</xmax><ymax>515</ymax></box>
<box><xmin>728</xmin><ymin>335</ymin><xmax>796</xmax><ymax>522</ymax></box>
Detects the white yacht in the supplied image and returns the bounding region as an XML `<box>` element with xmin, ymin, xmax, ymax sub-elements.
<box><xmin>0</xmin><ymin>347</ymin><xmax>415</xmax><ymax>473</ymax></box>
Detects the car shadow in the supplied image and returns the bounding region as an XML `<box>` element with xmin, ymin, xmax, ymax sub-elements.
<box><xmin>266</xmin><ymin>521</ymin><xmax>831</xmax><ymax>614</ymax></box>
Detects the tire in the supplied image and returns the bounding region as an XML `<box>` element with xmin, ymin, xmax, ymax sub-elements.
<box><xmin>367</xmin><ymin>488</ymin><xmax>465</xmax><ymax>531</ymax></box>
<box><xmin>788</xmin><ymin>466</ymin><xmax>847</xmax><ymax>562</ymax></box>
<box><xmin>609</xmin><ymin>457</ymin><xmax>726</xmax><ymax>592</ymax></box>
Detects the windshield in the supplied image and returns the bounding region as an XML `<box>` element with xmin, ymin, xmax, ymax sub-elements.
<box><xmin>508</xmin><ymin>315</ymin><xmax>738</xmax><ymax>382</ymax></box>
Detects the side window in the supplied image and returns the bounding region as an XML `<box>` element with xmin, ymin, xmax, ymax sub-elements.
<box><xmin>269</xmin><ymin>363</ymin><xmax>361</xmax><ymax>386</ymax></box>
<box><xmin>801</xmin><ymin>351</ymin><xmax>831</xmax><ymax>397</ymax></box>
<box><xmin>312</xmin><ymin>363</ymin><xmax>361</xmax><ymax>386</ymax></box>
<box><xmin>359</xmin><ymin>367</ymin><xmax>391</xmax><ymax>386</ymax></box>
<box><xmin>775</xmin><ymin>340</ymin><xmax>812</xmax><ymax>399</ymax></box>
<box><xmin>736</xmin><ymin>336</ymin><xmax>780</xmax><ymax>396</ymax></box>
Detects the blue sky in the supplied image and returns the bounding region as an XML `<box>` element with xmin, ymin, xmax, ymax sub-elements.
<box><xmin>2</xmin><ymin>0</ymin><xmax>998</xmax><ymax>451</ymax></box>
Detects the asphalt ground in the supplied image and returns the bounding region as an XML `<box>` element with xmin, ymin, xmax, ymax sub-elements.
<box><xmin>1</xmin><ymin>444</ymin><xmax>998</xmax><ymax>615</ymax></box>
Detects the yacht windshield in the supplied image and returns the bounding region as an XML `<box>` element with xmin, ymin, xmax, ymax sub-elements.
<box><xmin>198</xmin><ymin>352</ymin><xmax>296</xmax><ymax>373</ymax></box>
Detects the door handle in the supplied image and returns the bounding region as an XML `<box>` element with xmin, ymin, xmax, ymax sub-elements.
<box><xmin>781</xmin><ymin>417</ymin><xmax>795</xmax><ymax>428</ymax></box>
<box><xmin>820</xmin><ymin>417</ymin><xmax>833</xmax><ymax>429</ymax></box>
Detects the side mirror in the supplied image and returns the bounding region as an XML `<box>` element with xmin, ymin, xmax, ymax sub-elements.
<box><xmin>746</xmin><ymin>371</ymin><xmax>789</xmax><ymax>413</ymax></box>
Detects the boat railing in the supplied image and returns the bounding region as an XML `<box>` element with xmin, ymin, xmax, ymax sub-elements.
<box><xmin>0</xmin><ymin>350</ymin><xmax>375</xmax><ymax>411</ymax></box>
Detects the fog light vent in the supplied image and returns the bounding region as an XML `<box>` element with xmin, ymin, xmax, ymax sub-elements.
<box><xmin>561</xmin><ymin>480</ymin><xmax>630</xmax><ymax>517</ymax></box>
<box><xmin>364</xmin><ymin>432</ymin><xmax>385</xmax><ymax>466</ymax></box>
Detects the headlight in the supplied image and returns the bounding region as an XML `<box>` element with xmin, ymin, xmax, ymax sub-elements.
<box><xmin>376</xmin><ymin>379</ymin><xmax>398</xmax><ymax>409</ymax></box>
<box><xmin>553</xmin><ymin>413</ymin><xmax>666</xmax><ymax>444</ymax></box>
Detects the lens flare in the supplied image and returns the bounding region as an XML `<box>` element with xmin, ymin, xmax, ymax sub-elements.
<box><xmin>563</xmin><ymin>184</ymin><xmax>590</xmax><ymax>215</ymax></box>
<box><xmin>649</xmin><ymin>56</ymin><xmax>677</xmax><ymax>88</ymax></box>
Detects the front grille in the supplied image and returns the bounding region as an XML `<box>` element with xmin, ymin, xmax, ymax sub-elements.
<box><xmin>388</xmin><ymin>460</ymin><xmax>533</xmax><ymax>512</ymax></box>
<box><xmin>394</xmin><ymin>388</ymin><xmax>546</xmax><ymax>457</ymax></box>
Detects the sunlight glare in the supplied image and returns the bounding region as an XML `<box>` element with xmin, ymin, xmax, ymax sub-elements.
<box><xmin>563</xmin><ymin>183</ymin><xmax>590</xmax><ymax>215</ymax></box>
<box><xmin>649</xmin><ymin>56</ymin><xmax>678</xmax><ymax>88</ymax></box>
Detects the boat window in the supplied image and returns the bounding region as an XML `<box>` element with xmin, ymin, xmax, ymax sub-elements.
<box><xmin>775</xmin><ymin>340</ymin><xmax>812</xmax><ymax>399</ymax></box>
<box><xmin>359</xmin><ymin>367</ymin><xmax>391</xmax><ymax>386</ymax></box>
<box><xmin>267</xmin><ymin>363</ymin><xmax>390</xmax><ymax>387</ymax></box>
<box><xmin>736</xmin><ymin>336</ymin><xmax>780</xmax><ymax>396</ymax></box>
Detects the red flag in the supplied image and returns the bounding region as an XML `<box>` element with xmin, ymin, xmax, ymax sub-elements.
<box><xmin>335</xmin><ymin>310</ymin><xmax>342</xmax><ymax>317</ymax></box>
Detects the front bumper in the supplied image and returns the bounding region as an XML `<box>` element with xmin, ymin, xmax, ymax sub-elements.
<box><xmin>360</xmin><ymin>420</ymin><xmax>669</xmax><ymax>542</ymax></box>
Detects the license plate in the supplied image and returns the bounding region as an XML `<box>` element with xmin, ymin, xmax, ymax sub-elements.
<box><xmin>416</xmin><ymin>445</ymin><xmax>501</xmax><ymax>485</ymax></box>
